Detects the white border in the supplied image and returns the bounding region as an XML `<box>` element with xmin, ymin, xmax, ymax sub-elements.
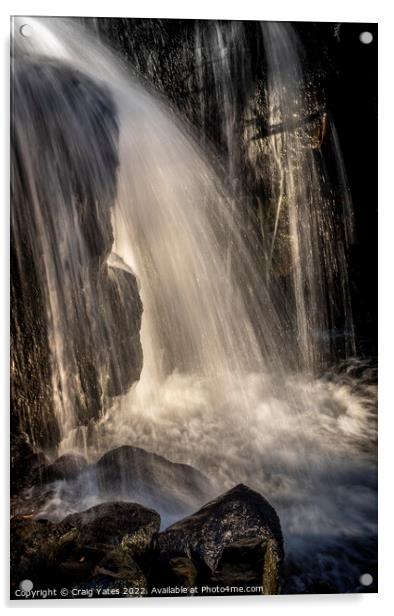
<box><xmin>0</xmin><ymin>0</ymin><xmax>382</xmax><ymax>21</ymax></box>
<box><xmin>1</xmin><ymin>1</ymin><xmax>391</xmax><ymax>614</ymax></box>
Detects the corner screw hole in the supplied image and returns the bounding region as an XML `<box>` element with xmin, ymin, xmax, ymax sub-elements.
<box><xmin>359</xmin><ymin>573</ymin><xmax>373</xmax><ymax>586</ymax></box>
<box><xmin>20</xmin><ymin>24</ymin><xmax>33</xmax><ymax>38</ymax></box>
<box><xmin>359</xmin><ymin>31</ymin><xmax>373</xmax><ymax>45</ymax></box>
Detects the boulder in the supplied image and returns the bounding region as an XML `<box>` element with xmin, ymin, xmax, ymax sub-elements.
<box><xmin>42</xmin><ymin>453</ymin><xmax>88</xmax><ymax>483</ymax></box>
<box><xmin>11</xmin><ymin>487</ymin><xmax>283</xmax><ymax>596</ymax></box>
<box><xmin>52</xmin><ymin>532</ymin><xmax>148</xmax><ymax>588</ymax></box>
<box><xmin>95</xmin><ymin>445</ymin><xmax>212</xmax><ymax>514</ymax></box>
<box><xmin>99</xmin><ymin>261</ymin><xmax>143</xmax><ymax>399</ymax></box>
<box><xmin>11</xmin><ymin>501</ymin><xmax>160</xmax><ymax>593</ymax></box>
<box><xmin>59</xmin><ymin>502</ymin><xmax>160</xmax><ymax>555</ymax></box>
<box><xmin>158</xmin><ymin>484</ymin><xmax>284</xmax><ymax>595</ymax></box>
<box><xmin>51</xmin><ymin>261</ymin><xmax>144</xmax><ymax>430</ymax></box>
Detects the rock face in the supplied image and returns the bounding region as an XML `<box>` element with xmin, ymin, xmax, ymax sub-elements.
<box><xmin>158</xmin><ymin>484</ymin><xmax>284</xmax><ymax>594</ymax></box>
<box><xmin>95</xmin><ymin>445</ymin><xmax>212</xmax><ymax>513</ymax></box>
<box><xmin>11</xmin><ymin>59</ymin><xmax>143</xmax><ymax>450</ymax></box>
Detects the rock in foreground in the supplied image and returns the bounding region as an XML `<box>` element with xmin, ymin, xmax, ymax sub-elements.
<box><xmin>11</xmin><ymin>485</ymin><xmax>284</xmax><ymax>597</ymax></box>
<box><xmin>10</xmin><ymin>501</ymin><xmax>159</xmax><ymax>595</ymax></box>
<box><xmin>11</xmin><ymin>516</ymin><xmax>65</xmax><ymax>587</ymax></box>
<box><xmin>60</xmin><ymin>501</ymin><xmax>160</xmax><ymax>556</ymax></box>
<box><xmin>158</xmin><ymin>484</ymin><xmax>284</xmax><ymax>594</ymax></box>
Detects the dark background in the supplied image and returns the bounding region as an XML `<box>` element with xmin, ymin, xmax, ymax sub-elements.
<box><xmin>293</xmin><ymin>21</ymin><xmax>377</xmax><ymax>357</ymax></box>
<box><xmin>318</xmin><ymin>22</ymin><xmax>377</xmax><ymax>357</ymax></box>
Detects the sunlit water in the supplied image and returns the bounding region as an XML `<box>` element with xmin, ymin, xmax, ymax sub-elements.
<box><xmin>11</xmin><ymin>17</ymin><xmax>377</xmax><ymax>592</ymax></box>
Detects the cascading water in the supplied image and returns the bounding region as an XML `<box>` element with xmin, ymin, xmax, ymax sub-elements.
<box><xmin>12</xmin><ymin>16</ymin><xmax>292</xmax><ymax>442</ymax></box>
<box><xmin>258</xmin><ymin>22</ymin><xmax>356</xmax><ymax>370</ymax></box>
<box><xmin>11</xmin><ymin>17</ymin><xmax>377</xmax><ymax>592</ymax></box>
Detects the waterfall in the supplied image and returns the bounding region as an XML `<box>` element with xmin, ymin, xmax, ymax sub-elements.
<box><xmin>259</xmin><ymin>22</ymin><xmax>355</xmax><ymax>369</ymax></box>
<box><xmin>12</xmin><ymin>16</ymin><xmax>292</xmax><ymax>445</ymax></box>
<box><xmin>11</xmin><ymin>17</ymin><xmax>376</xmax><ymax>592</ymax></box>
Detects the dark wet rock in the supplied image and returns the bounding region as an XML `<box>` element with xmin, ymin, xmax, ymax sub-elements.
<box><xmin>52</xmin><ymin>533</ymin><xmax>114</xmax><ymax>585</ymax></box>
<box><xmin>95</xmin><ymin>445</ymin><xmax>213</xmax><ymax>513</ymax></box>
<box><xmin>12</xmin><ymin>60</ymin><xmax>119</xmax><ymax>263</ymax></box>
<box><xmin>210</xmin><ymin>537</ymin><xmax>271</xmax><ymax>591</ymax></box>
<box><xmin>11</xmin><ymin>484</ymin><xmax>58</xmax><ymax>520</ymax></box>
<box><xmin>11</xmin><ymin>501</ymin><xmax>157</xmax><ymax>591</ymax></box>
<box><xmin>11</xmin><ymin>61</ymin><xmax>119</xmax><ymax>448</ymax></box>
<box><xmin>73</xmin><ymin>573</ymin><xmax>147</xmax><ymax>597</ymax></box>
<box><xmin>149</xmin><ymin>556</ymin><xmax>198</xmax><ymax>593</ymax></box>
<box><xmin>56</xmin><ymin>543</ymin><xmax>148</xmax><ymax>594</ymax></box>
<box><xmin>45</xmin><ymin>262</ymin><xmax>143</xmax><ymax>431</ymax></box>
<box><xmin>59</xmin><ymin>502</ymin><xmax>160</xmax><ymax>555</ymax></box>
<box><xmin>10</xmin><ymin>435</ymin><xmax>48</xmax><ymax>494</ymax></box>
<box><xmin>10</xmin><ymin>240</ymin><xmax>61</xmax><ymax>451</ymax></box>
<box><xmin>42</xmin><ymin>453</ymin><xmax>88</xmax><ymax>483</ymax></box>
<box><xmin>94</xmin><ymin>547</ymin><xmax>148</xmax><ymax>591</ymax></box>
<box><xmin>98</xmin><ymin>262</ymin><xmax>143</xmax><ymax>399</ymax></box>
<box><xmin>167</xmin><ymin>556</ymin><xmax>198</xmax><ymax>587</ymax></box>
<box><xmin>10</xmin><ymin>516</ymin><xmax>64</xmax><ymax>586</ymax></box>
<box><xmin>11</xmin><ymin>487</ymin><xmax>283</xmax><ymax>595</ymax></box>
<box><xmin>56</xmin><ymin>542</ymin><xmax>106</xmax><ymax>584</ymax></box>
<box><xmin>158</xmin><ymin>484</ymin><xmax>284</xmax><ymax>595</ymax></box>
